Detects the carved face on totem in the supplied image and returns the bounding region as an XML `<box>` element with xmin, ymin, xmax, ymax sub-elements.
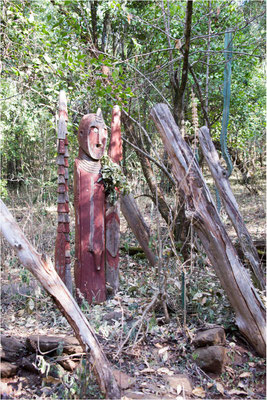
<box><xmin>78</xmin><ymin>109</ymin><xmax>107</xmax><ymax>160</ymax></box>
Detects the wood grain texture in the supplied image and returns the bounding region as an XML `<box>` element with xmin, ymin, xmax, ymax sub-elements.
<box><xmin>105</xmin><ymin>105</ymin><xmax>122</xmax><ymax>294</ymax></box>
<box><xmin>74</xmin><ymin>161</ymin><xmax>106</xmax><ymax>303</ymax></box>
<box><xmin>198</xmin><ymin>126</ymin><xmax>264</xmax><ymax>290</ymax></box>
<box><xmin>150</xmin><ymin>103</ymin><xmax>266</xmax><ymax>357</ymax></box>
<box><xmin>121</xmin><ymin>193</ymin><xmax>157</xmax><ymax>267</ymax></box>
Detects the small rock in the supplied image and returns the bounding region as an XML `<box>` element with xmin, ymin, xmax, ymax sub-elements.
<box><xmin>112</xmin><ymin>369</ymin><xmax>136</xmax><ymax>390</ymax></box>
<box><xmin>193</xmin><ymin>327</ymin><xmax>226</xmax><ymax>348</ymax></box>
<box><xmin>103</xmin><ymin>311</ymin><xmax>123</xmax><ymax>322</ymax></box>
<box><xmin>193</xmin><ymin>345</ymin><xmax>226</xmax><ymax>374</ymax></box>
<box><xmin>0</xmin><ymin>361</ymin><xmax>18</xmax><ymax>378</ymax></box>
<box><xmin>164</xmin><ymin>373</ymin><xmax>192</xmax><ymax>395</ymax></box>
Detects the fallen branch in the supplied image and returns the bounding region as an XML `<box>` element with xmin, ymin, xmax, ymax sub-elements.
<box><xmin>121</xmin><ymin>193</ymin><xmax>157</xmax><ymax>266</ymax></box>
<box><xmin>0</xmin><ymin>199</ymin><xmax>120</xmax><ymax>399</ymax></box>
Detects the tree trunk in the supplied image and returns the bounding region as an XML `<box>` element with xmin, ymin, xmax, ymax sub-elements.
<box><xmin>0</xmin><ymin>199</ymin><xmax>120</xmax><ymax>399</ymax></box>
<box><xmin>122</xmin><ymin>111</ymin><xmax>190</xmax><ymax>245</ymax></box>
<box><xmin>198</xmin><ymin>126</ymin><xmax>265</xmax><ymax>290</ymax></box>
<box><xmin>173</xmin><ymin>0</ymin><xmax>193</xmax><ymax>128</ymax></box>
<box><xmin>150</xmin><ymin>104</ymin><xmax>266</xmax><ymax>357</ymax></box>
<box><xmin>205</xmin><ymin>0</ymin><xmax>212</xmax><ymax>127</ymax></box>
<box><xmin>121</xmin><ymin>194</ymin><xmax>157</xmax><ymax>266</ymax></box>
<box><xmin>90</xmin><ymin>1</ymin><xmax>98</xmax><ymax>49</ymax></box>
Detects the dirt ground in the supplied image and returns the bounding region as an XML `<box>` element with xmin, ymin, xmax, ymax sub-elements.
<box><xmin>1</xmin><ymin>167</ymin><xmax>266</xmax><ymax>399</ymax></box>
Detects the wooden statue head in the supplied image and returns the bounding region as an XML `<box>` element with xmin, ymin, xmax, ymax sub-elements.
<box><xmin>78</xmin><ymin>108</ymin><xmax>107</xmax><ymax>160</ymax></box>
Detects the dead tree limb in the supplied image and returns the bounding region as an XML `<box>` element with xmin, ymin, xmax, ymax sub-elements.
<box><xmin>198</xmin><ymin>126</ymin><xmax>265</xmax><ymax>290</ymax></box>
<box><xmin>150</xmin><ymin>104</ymin><xmax>266</xmax><ymax>357</ymax></box>
<box><xmin>121</xmin><ymin>194</ymin><xmax>157</xmax><ymax>266</ymax></box>
<box><xmin>0</xmin><ymin>199</ymin><xmax>120</xmax><ymax>399</ymax></box>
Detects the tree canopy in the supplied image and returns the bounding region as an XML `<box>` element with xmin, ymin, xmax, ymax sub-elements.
<box><xmin>1</xmin><ymin>0</ymin><xmax>265</xmax><ymax>193</ymax></box>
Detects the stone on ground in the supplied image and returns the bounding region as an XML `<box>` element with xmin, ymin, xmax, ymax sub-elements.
<box><xmin>193</xmin><ymin>345</ymin><xmax>226</xmax><ymax>374</ymax></box>
<box><xmin>112</xmin><ymin>369</ymin><xmax>136</xmax><ymax>390</ymax></box>
<box><xmin>164</xmin><ymin>373</ymin><xmax>192</xmax><ymax>395</ymax></box>
<box><xmin>192</xmin><ymin>327</ymin><xmax>226</xmax><ymax>348</ymax></box>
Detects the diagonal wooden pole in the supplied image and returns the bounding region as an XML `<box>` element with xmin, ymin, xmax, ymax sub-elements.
<box><xmin>150</xmin><ymin>103</ymin><xmax>266</xmax><ymax>357</ymax></box>
<box><xmin>198</xmin><ymin>126</ymin><xmax>265</xmax><ymax>290</ymax></box>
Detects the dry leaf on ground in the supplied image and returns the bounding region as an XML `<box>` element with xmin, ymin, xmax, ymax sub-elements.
<box><xmin>239</xmin><ymin>371</ymin><xmax>251</xmax><ymax>378</ymax></box>
<box><xmin>157</xmin><ymin>367</ymin><xmax>174</xmax><ymax>376</ymax></box>
<box><xmin>216</xmin><ymin>382</ymin><xmax>224</xmax><ymax>394</ymax></box>
<box><xmin>192</xmin><ymin>386</ymin><xmax>206</xmax><ymax>398</ymax></box>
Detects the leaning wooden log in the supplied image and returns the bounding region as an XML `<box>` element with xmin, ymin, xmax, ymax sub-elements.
<box><xmin>121</xmin><ymin>193</ymin><xmax>157</xmax><ymax>266</ymax></box>
<box><xmin>198</xmin><ymin>126</ymin><xmax>265</xmax><ymax>290</ymax></box>
<box><xmin>150</xmin><ymin>103</ymin><xmax>266</xmax><ymax>357</ymax></box>
<box><xmin>0</xmin><ymin>199</ymin><xmax>120</xmax><ymax>399</ymax></box>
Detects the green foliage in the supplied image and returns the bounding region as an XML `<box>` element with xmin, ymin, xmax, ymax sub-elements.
<box><xmin>1</xmin><ymin>0</ymin><xmax>265</xmax><ymax>193</ymax></box>
<box><xmin>53</xmin><ymin>359</ymin><xmax>102</xmax><ymax>400</ymax></box>
<box><xmin>100</xmin><ymin>155</ymin><xmax>130</xmax><ymax>204</ymax></box>
<box><xmin>0</xmin><ymin>179</ymin><xmax>8</xmax><ymax>198</ymax></box>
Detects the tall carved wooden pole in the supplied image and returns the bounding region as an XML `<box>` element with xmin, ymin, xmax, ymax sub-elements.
<box><xmin>55</xmin><ymin>90</ymin><xmax>72</xmax><ymax>292</ymax></box>
<box><xmin>74</xmin><ymin>109</ymin><xmax>108</xmax><ymax>303</ymax></box>
<box><xmin>105</xmin><ymin>106</ymin><xmax>123</xmax><ymax>294</ymax></box>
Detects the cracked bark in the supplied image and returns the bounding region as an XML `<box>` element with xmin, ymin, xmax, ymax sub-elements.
<box><xmin>150</xmin><ymin>104</ymin><xmax>266</xmax><ymax>357</ymax></box>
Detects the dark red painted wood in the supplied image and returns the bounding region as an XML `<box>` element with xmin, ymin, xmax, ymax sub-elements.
<box><xmin>74</xmin><ymin>161</ymin><xmax>106</xmax><ymax>303</ymax></box>
<box><xmin>55</xmin><ymin>231</ymin><xmax>67</xmax><ymax>281</ymax></box>
<box><xmin>74</xmin><ymin>111</ymin><xmax>108</xmax><ymax>303</ymax></box>
<box><xmin>105</xmin><ymin>106</ymin><xmax>122</xmax><ymax>294</ymax></box>
<box><xmin>108</xmin><ymin>105</ymin><xmax>123</xmax><ymax>163</ymax></box>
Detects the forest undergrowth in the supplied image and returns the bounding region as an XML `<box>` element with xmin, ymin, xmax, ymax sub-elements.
<box><xmin>1</xmin><ymin>167</ymin><xmax>266</xmax><ymax>400</ymax></box>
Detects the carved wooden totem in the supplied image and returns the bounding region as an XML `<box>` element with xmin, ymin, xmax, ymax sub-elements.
<box><xmin>55</xmin><ymin>91</ymin><xmax>72</xmax><ymax>293</ymax></box>
<box><xmin>74</xmin><ymin>107</ymin><xmax>122</xmax><ymax>303</ymax></box>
